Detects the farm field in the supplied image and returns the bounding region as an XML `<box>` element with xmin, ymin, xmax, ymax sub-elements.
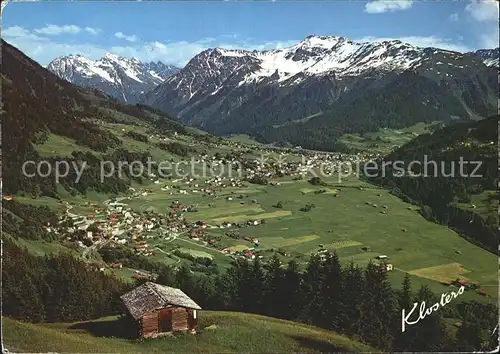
<box><xmin>116</xmin><ymin>173</ymin><xmax>497</xmax><ymax>303</ymax></box>
<box><xmin>226</xmin><ymin>134</ymin><xmax>264</xmax><ymax>146</ymax></box>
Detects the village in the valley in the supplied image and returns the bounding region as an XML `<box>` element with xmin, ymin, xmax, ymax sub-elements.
<box><xmin>42</xmin><ymin>143</ymin><xmax>381</xmax><ymax>280</ymax></box>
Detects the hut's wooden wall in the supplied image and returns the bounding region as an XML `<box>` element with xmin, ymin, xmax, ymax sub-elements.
<box><xmin>171</xmin><ymin>307</ymin><xmax>189</xmax><ymax>332</ymax></box>
<box><xmin>139</xmin><ymin>307</ymin><xmax>198</xmax><ymax>338</ymax></box>
<box><xmin>140</xmin><ymin>312</ymin><xmax>159</xmax><ymax>338</ymax></box>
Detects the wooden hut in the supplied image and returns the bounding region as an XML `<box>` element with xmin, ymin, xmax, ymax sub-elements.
<box><xmin>120</xmin><ymin>282</ymin><xmax>201</xmax><ymax>338</ymax></box>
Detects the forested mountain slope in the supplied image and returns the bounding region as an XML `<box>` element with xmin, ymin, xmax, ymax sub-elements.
<box><xmin>367</xmin><ymin>116</ymin><xmax>499</xmax><ymax>253</ymax></box>
<box><xmin>2</xmin><ymin>39</ymin><xmax>189</xmax><ymax>198</ymax></box>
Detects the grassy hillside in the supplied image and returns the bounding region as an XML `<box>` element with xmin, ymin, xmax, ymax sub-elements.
<box><xmin>3</xmin><ymin>312</ymin><xmax>373</xmax><ymax>353</ymax></box>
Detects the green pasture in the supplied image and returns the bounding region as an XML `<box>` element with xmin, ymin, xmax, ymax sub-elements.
<box><xmin>3</xmin><ymin>312</ymin><xmax>373</xmax><ymax>353</ymax></box>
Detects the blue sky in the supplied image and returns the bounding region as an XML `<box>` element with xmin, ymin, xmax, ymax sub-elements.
<box><xmin>2</xmin><ymin>0</ymin><xmax>499</xmax><ymax>67</ymax></box>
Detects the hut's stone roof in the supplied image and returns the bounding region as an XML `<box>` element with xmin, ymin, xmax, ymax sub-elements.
<box><xmin>120</xmin><ymin>282</ymin><xmax>201</xmax><ymax>319</ymax></box>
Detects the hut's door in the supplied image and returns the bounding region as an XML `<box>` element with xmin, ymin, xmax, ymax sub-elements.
<box><xmin>187</xmin><ymin>309</ymin><xmax>198</xmax><ymax>330</ymax></box>
<box><xmin>158</xmin><ymin>309</ymin><xmax>172</xmax><ymax>333</ymax></box>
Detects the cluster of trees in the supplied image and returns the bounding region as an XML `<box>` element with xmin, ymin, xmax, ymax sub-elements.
<box><xmin>124</xmin><ymin>131</ymin><xmax>148</xmax><ymax>143</ymax></box>
<box><xmin>98</xmin><ymin>246</ymin><xmax>167</xmax><ymax>274</ymax></box>
<box><xmin>247</xmin><ymin>175</ymin><xmax>269</xmax><ymax>185</ymax></box>
<box><xmin>3</xmin><ymin>200</ymin><xmax>60</xmax><ymax>241</ymax></box>
<box><xmin>367</xmin><ymin>116</ymin><xmax>499</xmax><ymax>253</ymax></box>
<box><xmin>157</xmin><ymin>142</ymin><xmax>189</xmax><ymax>157</ymax></box>
<box><xmin>153</xmin><ymin>253</ymin><xmax>497</xmax><ymax>352</ymax></box>
<box><xmin>300</xmin><ymin>203</ymin><xmax>316</xmax><ymax>212</ymax></box>
<box><xmin>309</xmin><ymin>177</ymin><xmax>327</xmax><ymax>186</ymax></box>
<box><xmin>171</xmin><ymin>250</ymin><xmax>219</xmax><ymax>275</ymax></box>
<box><xmin>3</xmin><ymin>238</ymin><xmax>129</xmax><ymax>322</ymax></box>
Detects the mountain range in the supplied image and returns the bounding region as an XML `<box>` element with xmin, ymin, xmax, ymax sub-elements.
<box><xmin>47</xmin><ymin>54</ymin><xmax>180</xmax><ymax>104</ymax></box>
<box><xmin>47</xmin><ymin>36</ymin><xmax>498</xmax><ymax>151</ymax></box>
<box><xmin>142</xmin><ymin>36</ymin><xmax>497</xmax><ymax>149</ymax></box>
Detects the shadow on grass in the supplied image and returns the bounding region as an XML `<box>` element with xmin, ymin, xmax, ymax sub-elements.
<box><xmin>68</xmin><ymin>317</ymin><xmax>137</xmax><ymax>339</ymax></box>
<box><xmin>290</xmin><ymin>335</ymin><xmax>357</xmax><ymax>353</ymax></box>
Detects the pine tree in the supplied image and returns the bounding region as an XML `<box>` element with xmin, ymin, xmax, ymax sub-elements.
<box><xmin>3</xmin><ymin>237</ymin><xmax>127</xmax><ymax>323</ymax></box>
<box><xmin>282</xmin><ymin>259</ymin><xmax>303</xmax><ymax>320</ymax></box>
<box><xmin>406</xmin><ymin>285</ymin><xmax>449</xmax><ymax>352</ymax></box>
<box><xmin>216</xmin><ymin>266</ymin><xmax>238</xmax><ymax>310</ymax></box>
<box><xmin>393</xmin><ymin>273</ymin><xmax>414</xmax><ymax>351</ymax></box>
<box><xmin>248</xmin><ymin>257</ymin><xmax>266</xmax><ymax>313</ymax></box>
<box><xmin>263</xmin><ymin>254</ymin><xmax>286</xmax><ymax>317</ymax></box>
<box><xmin>192</xmin><ymin>275</ymin><xmax>218</xmax><ymax>309</ymax></box>
<box><xmin>175</xmin><ymin>264</ymin><xmax>194</xmax><ymax>295</ymax></box>
<box><xmin>299</xmin><ymin>253</ymin><xmax>324</xmax><ymax>324</ymax></box>
<box><xmin>359</xmin><ymin>262</ymin><xmax>397</xmax><ymax>350</ymax></box>
<box><xmin>156</xmin><ymin>266</ymin><xmax>177</xmax><ymax>287</ymax></box>
<box><xmin>399</xmin><ymin>273</ymin><xmax>412</xmax><ymax>310</ymax></box>
<box><xmin>320</xmin><ymin>251</ymin><xmax>342</xmax><ymax>330</ymax></box>
<box><xmin>338</xmin><ymin>261</ymin><xmax>363</xmax><ymax>336</ymax></box>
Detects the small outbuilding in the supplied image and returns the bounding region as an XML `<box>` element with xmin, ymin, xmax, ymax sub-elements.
<box><xmin>120</xmin><ymin>282</ymin><xmax>202</xmax><ymax>338</ymax></box>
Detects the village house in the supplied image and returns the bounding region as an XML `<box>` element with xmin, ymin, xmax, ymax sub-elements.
<box><xmin>380</xmin><ymin>263</ymin><xmax>393</xmax><ymax>272</ymax></box>
<box><xmin>243</xmin><ymin>250</ymin><xmax>255</xmax><ymax>260</ymax></box>
<box><xmin>120</xmin><ymin>282</ymin><xmax>202</xmax><ymax>338</ymax></box>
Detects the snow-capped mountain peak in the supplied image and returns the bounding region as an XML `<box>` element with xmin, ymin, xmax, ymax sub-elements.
<box><xmin>143</xmin><ymin>34</ymin><xmax>497</xmax><ymax>136</ymax></box>
<box><xmin>467</xmin><ymin>48</ymin><xmax>499</xmax><ymax>67</ymax></box>
<box><xmin>297</xmin><ymin>35</ymin><xmax>349</xmax><ymax>50</ymax></box>
<box><xmin>201</xmin><ymin>35</ymin><xmax>428</xmax><ymax>85</ymax></box>
<box><xmin>47</xmin><ymin>54</ymin><xmax>180</xmax><ymax>103</ymax></box>
<box><xmin>103</xmin><ymin>53</ymin><xmax>121</xmax><ymax>60</ymax></box>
